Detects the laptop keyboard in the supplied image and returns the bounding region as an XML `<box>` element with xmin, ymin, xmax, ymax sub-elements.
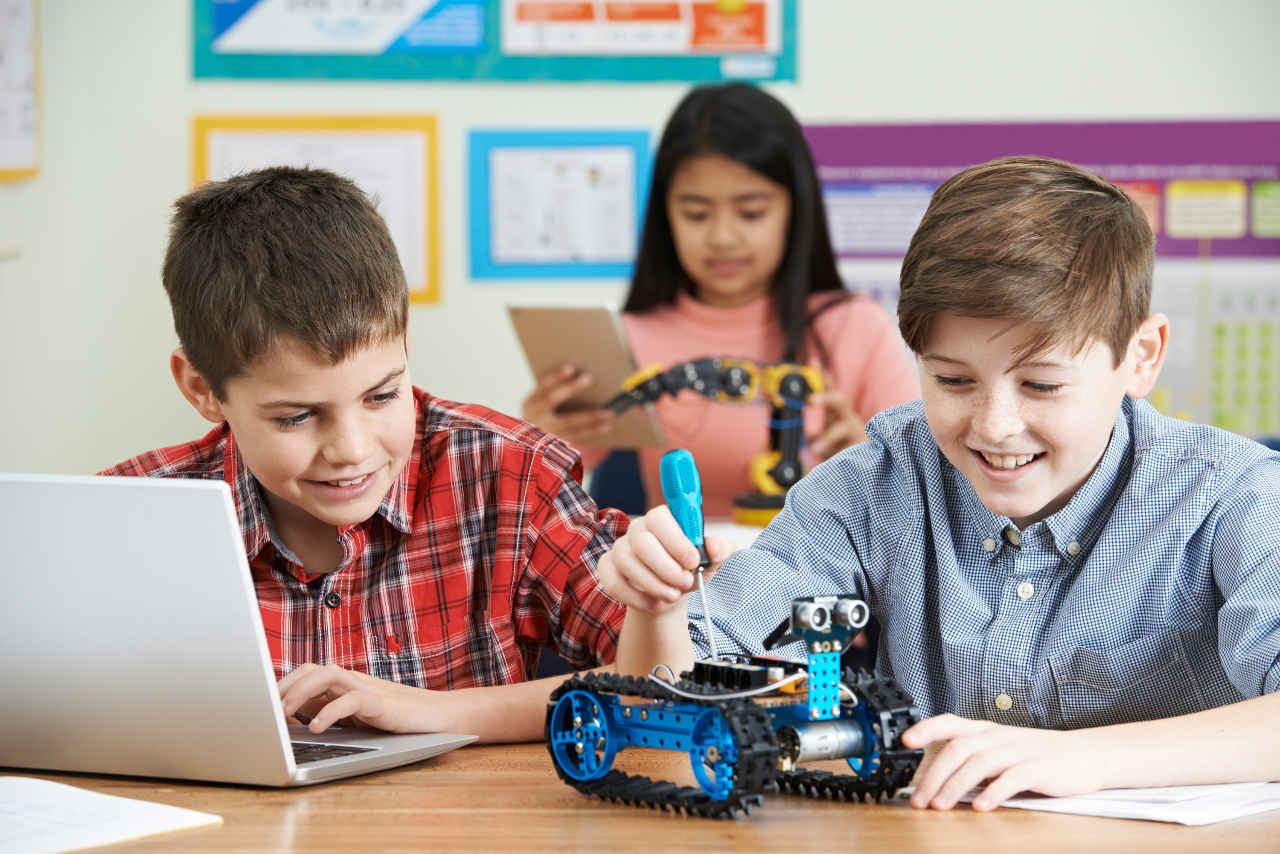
<box><xmin>291</xmin><ymin>741</ymin><xmax>378</xmax><ymax>764</ymax></box>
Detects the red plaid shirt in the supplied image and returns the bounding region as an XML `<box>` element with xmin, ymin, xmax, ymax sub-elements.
<box><xmin>101</xmin><ymin>388</ymin><xmax>629</xmax><ymax>688</ymax></box>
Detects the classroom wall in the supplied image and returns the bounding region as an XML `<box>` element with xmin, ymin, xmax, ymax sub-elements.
<box><xmin>3</xmin><ymin>0</ymin><xmax>1279</xmax><ymax>474</ymax></box>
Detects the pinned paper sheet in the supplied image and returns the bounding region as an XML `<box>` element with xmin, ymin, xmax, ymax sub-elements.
<box><xmin>0</xmin><ymin>776</ymin><xmax>221</xmax><ymax>853</ymax></box>
<box><xmin>895</xmin><ymin>782</ymin><xmax>1280</xmax><ymax>825</ymax></box>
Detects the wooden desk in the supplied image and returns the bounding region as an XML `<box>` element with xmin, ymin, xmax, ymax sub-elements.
<box><xmin>19</xmin><ymin>744</ymin><xmax>1276</xmax><ymax>852</ymax></box>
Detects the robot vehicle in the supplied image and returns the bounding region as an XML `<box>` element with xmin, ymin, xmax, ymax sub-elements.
<box><xmin>545</xmin><ymin>592</ymin><xmax>923</xmax><ymax>818</ymax></box>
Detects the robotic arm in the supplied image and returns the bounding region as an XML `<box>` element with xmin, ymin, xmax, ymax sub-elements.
<box><xmin>605</xmin><ymin>358</ymin><xmax>824</xmax><ymax>523</ymax></box>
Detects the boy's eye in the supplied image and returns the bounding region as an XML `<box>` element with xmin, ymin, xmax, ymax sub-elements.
<box><xmin>370</xmin><ymin>389</ymin><xmax>401</xmax><ymax>405</ymax></box>
<box><xmin>934</xmin><ymin>375</ymin><xmax>970</xmax><ymax>387</ymax></box>
<box><xmin>274</xmin><ymin>412</ymin><xmax>310</xmax><ymax>429</ymax></box>
<box><xmin>1025</xmin><ymin>382</ymin><xmax>1063</xmax><ymax>394</ymax></box>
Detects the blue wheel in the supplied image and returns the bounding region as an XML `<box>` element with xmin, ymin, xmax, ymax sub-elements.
<box><xmin>843</xmin><ymin>703</ymin><xmax>880</xmax><ymax>779</ymax></box>
<box><xmin>548</xmin><ymin>690</ymin><xmax>619</xmax><ymax>781</ymax></box>
<box><xmin>688</xmin><ymin>706</ymin><xmax>739</xmax><ymax>800</ymax></box>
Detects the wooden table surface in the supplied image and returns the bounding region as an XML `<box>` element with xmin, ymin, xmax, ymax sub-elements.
<box><xmin>15</xmin><ymin>743</ymin><xmax>1277</xmax><ymax>853</ymax></box>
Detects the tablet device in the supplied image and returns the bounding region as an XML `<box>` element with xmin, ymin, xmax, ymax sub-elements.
<box><xmin>508</xmin><ymin>305</ymin><xmax>663</xmax><ymax>448</ymax></box>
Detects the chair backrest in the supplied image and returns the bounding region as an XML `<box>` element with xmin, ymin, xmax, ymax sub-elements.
<box><xmin>587</xmin><ymin>449</ymin><xmax>647</xmax><ymax>517</ymax></box>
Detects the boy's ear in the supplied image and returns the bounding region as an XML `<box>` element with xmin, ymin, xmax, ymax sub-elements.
<box><xmin>171</xmin><ymin>348</ymin><xmax>227</xmax><ymax>424</ymax></box>
<box><xmin>1124</xmin><ymin>314</ymin><xmax>1169</xmax><ymax>399</ymax></box>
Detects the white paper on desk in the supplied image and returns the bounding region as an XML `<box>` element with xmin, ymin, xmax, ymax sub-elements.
<box><xmin>0</xmin><ymin>776</ymin><xmax>222</xmax><ymax>854</ymax></box>
<box><xmin>896</xmin><ymin>781</ymin><xmax>1280</xmax><ymax>825</ymax></box>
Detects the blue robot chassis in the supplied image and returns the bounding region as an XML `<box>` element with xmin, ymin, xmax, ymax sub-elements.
<box><xmin>546</xmin><ymin>594</ymin><xmax>924</xmax><ymax>818</ymax></box>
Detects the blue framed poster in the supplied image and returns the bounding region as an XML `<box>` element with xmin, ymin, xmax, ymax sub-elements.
<box><xmin>193</xmin><ymin>1</ymin><xmax>797</xmax><ymax>82</ymax></box>
<box><xmin>469</xmin><ymin>130</ymin><xmax>651</xmax><ymax>279</ymax></box>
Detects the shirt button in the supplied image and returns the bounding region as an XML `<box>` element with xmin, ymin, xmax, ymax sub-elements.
<box><xmin>994</xmin><ymin>693</ymin><xmax>1013</xmax><ymax>711</ymax></box>
<box><xmin>323</xmin><ymin>591</ymin><xmax>342</xmax><ymax>609</ymax></box>
<box><xmin>1016</xmin><ymin>581</ymin><xmax>1035</xmax><ymax>600</ymax></box>
<box><xmin>983</xmin><ymin>537</ymin><xmax>997</xmax><ymax>552</ymax></box>
<box><xmin>1005</xmin><ymin>528</ymin><xmax>1021</xmax><ymax>546</ymax></box>
<box><xmin>1067</xmin><ymin>541</ymin><xmax>1082</xmax><ymax>556</ymax></box>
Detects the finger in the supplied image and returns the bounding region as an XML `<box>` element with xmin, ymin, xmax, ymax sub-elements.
<box><xmin>537</xmin><ymin>362</ymin><xmax>582</xmax><ymax>389</ymax></box>
<box><xmin>970</xmin><ymin>763</ymin><xmax>1037</xmax><ymax>811</ymax></box>
<box><xmin>703</xmin><ymin>534</ymin><xmax>734</xmax><ymax>566</ymax></box>
<box><xmin>279</xmin><ymin>667</ymin><xmax>356</xmax><ymax>718</ymax></box>
<box><xmin>625</xmin><ymin>536</ymin><xmax>694</xmax><ymax>600</ymax></box>
<box><xmin>901</xmin><ymin>713</ymin><xmax>975</xmax><ymax>749</ymax></box>
<box><xmin>600</xmin><ymin>541</ymin><xmax>684</xmax><ymax>605</ymax></box>
<box><xmin>906</xmin><ymin>728</ymin><xmax>988</xmax><ymax>808</ymax></box>
<box><xmin>307</xmin><ymin>692</ymin><xmax>372</xmax><ymax>733</ymax></box>
<box><xmin>642</xmin><ymin>505</ymin><xmax>703</xmax><ymax>569</ymax></box>
<box><xmin>545</xmin><ymin>372</ymin><xmax>595</xmax><ymax>410</ymax></box>
<box><xmin>932</xmin><ymin>748</ymin><xmax>1014</xmax><ymax>810</ymax></box>
<box><xmin>277</xmin><ymin>662</ymin><xmax>319</xmax><ymax>694</ymax></box>
<box><xmin>551</xmin><ymin>409</ymin><xmax>614</xmax><ymax>437</ymax></box>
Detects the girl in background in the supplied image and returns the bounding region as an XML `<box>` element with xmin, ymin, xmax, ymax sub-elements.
<box><xmin>522</xmin><ymin>83</ymin><xmax>919</xmax><ymax>518</ymax></box>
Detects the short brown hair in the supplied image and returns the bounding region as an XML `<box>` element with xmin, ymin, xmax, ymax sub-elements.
<box><xmin>898</xmin><ymin>156</ymin><xmax>1153</xmax><ymax>366</ymax></box>
<box><xmin>162</xmin><ymin>166</ymin><xmax>408</xmax><ymax>398</ymax></box>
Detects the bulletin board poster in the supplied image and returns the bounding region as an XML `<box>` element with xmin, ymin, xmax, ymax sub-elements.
<box><xmin>0</xmin><ymin>0</ymin><xmax>39</xmax><ymax>182</ymax></box>
<box><xmin>193</xmin><ymin>0</ymin><xmax>796</xmax><ymax>82</ymax></box>
<box><xmin>804</xmin><ymin>120</ymin><xmax>1280</xmax><ymax>438</ymax></box>
<box><xmin>193</xmin><ymin>115</ymin><xmax>442</xmax><ymax>304</ymax></box>
<box><xmin>468</xmin><ymin>129</ymin><xmax>650</xmax><ymax>279</ymax></box>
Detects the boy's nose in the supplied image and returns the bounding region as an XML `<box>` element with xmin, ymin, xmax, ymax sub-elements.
<box><xmin>323</xmin><ymin>415</ymin><xmax>373</xmax><ymax>465</ymax></box>
<box><xmin>972</xmin><ymin>392</ymin><xmax>1024</xmax><ymax>443</ymax></box>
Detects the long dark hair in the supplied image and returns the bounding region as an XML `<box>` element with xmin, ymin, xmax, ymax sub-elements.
<box><xmin>623</xmin><ymin>83</ymin><xmax>847</xmax><ymax>364</ymax></box>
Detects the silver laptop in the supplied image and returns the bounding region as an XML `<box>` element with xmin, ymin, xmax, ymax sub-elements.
<box><xmin>0</xmin><ymin>473</ymin><xmax>476</xmax><ymax>786</ymax></box>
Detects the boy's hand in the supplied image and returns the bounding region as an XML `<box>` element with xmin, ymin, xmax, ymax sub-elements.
<box><xmin>596</xmin><ymin>505</ymin><xmax>733</xmax><ymax>612</ymax></box>
<box><xmin>521</xmin><ymin>363</ymin><xmax>615</xmax><ymax>446</ymax></box>
<box><xmin>279</xmin><ymin>664</ymin><xmax>456</xmax><ymax>735</ymax></box>
<box><xmin>902</xmin><ymin>714</ymin><xmax>1105</xmax><ymax>811</ymax></box>
<box><xmin>805</xmin><ymin>387</ymin><xmax>868</xmax><ymax>463</ymax></box>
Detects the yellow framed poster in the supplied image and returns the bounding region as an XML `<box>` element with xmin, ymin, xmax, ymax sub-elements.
<box><xmin>193</xmin><ymin>115</ymin><xmax>441</xmax><ymax>304</ymax></box>
<box><xmin>0</xmin><ymin>0</ymin><xmax>39</xmax><ymax>182</ymax></box>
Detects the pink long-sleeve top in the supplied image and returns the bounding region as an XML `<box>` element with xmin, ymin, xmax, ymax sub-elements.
<box><xmin>579</xmin><ymin>291</ymin><xmax>921</xmax><ymax>517</ymax></box>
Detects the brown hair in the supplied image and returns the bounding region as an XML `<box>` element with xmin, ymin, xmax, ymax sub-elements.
<box><xmin>897</xmin><ymin>156</ymin><xmax>1153</xmax><ymax>366</ymax></box>
<box><xmin>162</xmin><ymin>166</ymin><xmax>408</xmax><ymax>398</ymax></box>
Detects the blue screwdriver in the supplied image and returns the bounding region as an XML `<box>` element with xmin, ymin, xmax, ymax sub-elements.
<box><xmin>659</xmin><ymin>449</ymin><xmax>719</xmax><ymax>659</ymax></box>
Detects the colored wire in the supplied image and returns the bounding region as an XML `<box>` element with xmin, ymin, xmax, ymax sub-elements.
<box><xmin>647</xmin><ymin>668</ymin><xmax>808</xmax><ymax>701</ymax></box>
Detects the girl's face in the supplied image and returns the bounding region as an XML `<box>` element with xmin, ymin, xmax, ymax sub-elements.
<box><xmin>666</xmin><ymin>153</ymin><xmax>791</xmax><ymax>308</ymax></box>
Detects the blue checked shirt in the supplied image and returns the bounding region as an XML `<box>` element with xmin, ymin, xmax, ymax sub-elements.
<box><xmin>689</xmin><ymin>397</ymin><xmax>1280</xmax><ymax>729</ymax></box>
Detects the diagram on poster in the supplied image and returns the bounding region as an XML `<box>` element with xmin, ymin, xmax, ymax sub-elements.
<box><xmin>502</xmin><ymin>0</ymin><xmax>781</xmax><ymax>65</ymax></box>
<box><xmin>195</xmin><ymin>0</ymin><xmax>795</xmax><ymax>81</ymax></box>
<box><xmin>806</xmin><ymin>121</ymin><xmax>1280</xmax><ymax>437</ymax></box>
<box><xmin>490</xmin><ymin>146</ymin><xmax>635</xmax><ymax>264</ymax></box>
<box><xmin>193</xmin><ymin>116</ymin><xmax>440</xmax><ymax>304</ymax></box>
<box><xmin>469</xmin><ymin>130</ymin><xmax>649</xmax><ymax>279</ymax></box>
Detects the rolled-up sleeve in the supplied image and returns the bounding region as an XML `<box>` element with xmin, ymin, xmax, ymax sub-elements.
<box><xmin>1211</xmin><ymin>458</ymin><xmax>1280</xmax><ymax>697</ymax></box>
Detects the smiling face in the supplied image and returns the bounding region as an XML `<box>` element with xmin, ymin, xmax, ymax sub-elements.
<box><xmin>919</xmin><ymin>314</ymin><xmax>1163</xmax><ymax>529</ymax></box>
<box><xmin>198</xmin><ymin>334</ymin><xmax>416</xmax><ymax>550</ymax></box>
<box><xmin>665</xmin><ymin>153</ymin><xmax>791</xmax><ymax>308</ymax></box>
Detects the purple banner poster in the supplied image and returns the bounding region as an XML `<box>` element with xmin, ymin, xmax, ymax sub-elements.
<box><xmin>803</xmin><ymin>121</ymin><xmax>1280</xmax><ymax>260</ymax></box>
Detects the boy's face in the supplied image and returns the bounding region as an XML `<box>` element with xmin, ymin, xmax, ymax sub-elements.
<box><xmin>919</xmin><ymin>314</ymin><xmax>1158</xmax><ymax>529</ymax></box>
<box><xmin>208</xmin><ymin>334</ymin><xmax>415</xmax><ymax>539</ymax></box>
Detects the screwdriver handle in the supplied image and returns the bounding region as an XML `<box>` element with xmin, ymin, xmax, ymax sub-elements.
<box><xmin>659</xmin><ymin>449</ymin><xmax>710</xmax><ymax>569</ymax></box>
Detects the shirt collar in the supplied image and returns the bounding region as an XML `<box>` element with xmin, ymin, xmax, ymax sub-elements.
<box><xmin>952</xmin><ymin>397</ymin><xmax>1134</xmax><ymax>561</ymax></box>
<box><xmin>219</xmin><ymin>391</ymin><xmax>423</xmax><ymax>561</ymax></box>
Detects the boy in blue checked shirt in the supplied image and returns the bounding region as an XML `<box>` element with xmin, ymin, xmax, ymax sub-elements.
<box><xmin>598</xmin><ymin>156</ymin><xmax>1280</xmax><ymax>808</ymax></box>
<box><xmin>104</xmin><ymin>166</ymin><xmax>628</xmax><ymax>742</ymax></box>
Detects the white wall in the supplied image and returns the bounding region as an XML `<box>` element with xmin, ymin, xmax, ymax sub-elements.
<box><xmin>3</xmin><ymin>0</ymin><xmax>1279</xmax><ymax>473</ymax></box>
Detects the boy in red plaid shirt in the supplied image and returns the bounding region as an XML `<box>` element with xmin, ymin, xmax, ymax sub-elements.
<box><xmin>103</xmin><ymin>166</ymin><xmax>628</xmax><ymax>742</ymax></box>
